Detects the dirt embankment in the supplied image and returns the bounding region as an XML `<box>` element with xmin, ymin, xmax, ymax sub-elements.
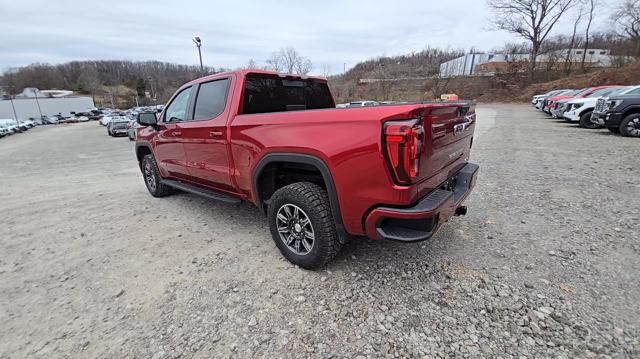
<box><xmin>476</xmin><ymin>63</ymin><xmax>640</xmax><ymax>102</ymax></box>
<box><xmin>331</xmin><ymin>63</ymin><xmax>640</xmax><ymax>103</ymax></box>
<box><xmin>512</xmin><ymin>63</ymin><xmax>640</xmax><ymax>102</ymax></box>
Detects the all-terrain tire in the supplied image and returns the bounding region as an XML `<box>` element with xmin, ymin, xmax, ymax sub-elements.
<box><xmin>619</xmin><ymin>113</ymin><xmax>640</xmax><ymax>137</ymax></box>
<box><xmin>578</xmin><ymin>111</ymin><xmax>598</xmax><ymax>129</ymax></box>
<box><xmin>141</xmin><ymin>154</ymin><xmax>174</xmax><ymax>197</ymax></box>
<box><xmin>267</xmin><ymin>182</ymin><xmax>342</xmax><ymax>269</ymax></box>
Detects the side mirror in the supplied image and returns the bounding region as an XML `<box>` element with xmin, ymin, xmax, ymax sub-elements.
<box><xmin>137</xmin><ymin>112</ymin><xmax>157</xmax><ymax>126</ymax></box>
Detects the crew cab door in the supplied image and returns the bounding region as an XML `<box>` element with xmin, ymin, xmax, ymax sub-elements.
<box><xmin>179</xmin><ymin>77</ymin><xmax>236</xmax><ymax>192</ymax></box>
<box><xmin>155</xmin><ymin>86</ymin><xmax>194</xmax><ymax>179</ymax></box>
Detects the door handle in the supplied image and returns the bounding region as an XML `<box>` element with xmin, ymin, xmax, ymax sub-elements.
<box><xmin>173</xmin><ymin>131</ymin><xmax>182</xmax><ymax>137</ymax></box>
<box><xmin>209</xmin><ymin>131</ymin><xmax>223</xmax><ymax>138</ymax></box>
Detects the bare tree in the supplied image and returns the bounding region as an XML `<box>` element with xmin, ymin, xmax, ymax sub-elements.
<box><xmin>295</xmin><ymin>58</ymin><xmax>313</xmax><ymax>75</ymax></box>
<box><xmin>265</xmin><ymin>47</ymin><xmax>313</xmax><ymax>75</ymax></box>
<box><xmin>281</xmin><ymin>47</ymin><xmax>298</xmax><ymax>73</ymax></box>
<box><xmin>266</xmin><ymin>52</ymin><xmax>284</xmax><ymax>72</ymax></box>
<box><xmin>320</xmin><ymin>64</ymin><xmax>332</xmax><ymax>77</ymax></box>
<box><xmin>581</xmin><ymin>0</ymin><xmax>597</xmax><ymax>72</ymax></box>
<box><xmin>612</xmin><ymin>0</ymin><xmax>640</xmax><ymax>57</ymax></box>
<box><xmin>246</xmin><ymin>59</ymin><xmax>259</xmax><ymax>69</ymax></box>
<box><xmin>565</xmin><ymin>3</ymin><xmax>586</xmax><ymax>73</ymax></box>
<box><xmin>488</xmin><ymin>0</ymin><xmax>573</xmax><ymax>78</ymax></box>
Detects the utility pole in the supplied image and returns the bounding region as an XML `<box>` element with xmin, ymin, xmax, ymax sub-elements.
<box><xmin>106</xmin><ymin>88</ymin><xmax>115</xmax><ymax>109</ymax></box>
<box><xmin>33</xmin><ymin>89</ymin><xmax>43</xmax><ymax>118</ymax></box>
<box><xmin>9</xmin><ymin>96</ymin><xmax>19</xmax><ymax>125</ymax></box>
<box><xmin>193</xmin><ymin>37</ymin><xmax>204</xmax><ymax>73</ymax></box>
<box><xmin>147</xmin><ymin>76</ymin><xmax>156</xmax><ymax>103</ymax></box>
<box><xmin>2</xmin><ymin>85</ymin><xmax>20</xmax><ymax>125</ymax></box>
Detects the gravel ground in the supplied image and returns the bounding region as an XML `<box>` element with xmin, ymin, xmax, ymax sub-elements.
<box><xmin>0</xmin><ymin>104</ymin><xmax>638</xmax><ymax>358</ymax></box>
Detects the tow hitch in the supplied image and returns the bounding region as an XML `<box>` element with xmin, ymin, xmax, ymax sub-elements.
<box><xmin>454</xmin><ymin>205</ymin><xmax>467</xmax><ymax>216</ymax></box>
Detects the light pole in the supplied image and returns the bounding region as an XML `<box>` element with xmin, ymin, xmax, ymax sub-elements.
<box><xmin>193</xmin><ymin>36</ymin><xmax>204</xmax><ymax>73</ymax></box>
<box><xmin>9</xmin><ymin>96</ymin><xmax>19</xmax><ymax>125</ymax></box>
<box><xmin>2</xmin><ymin>86</ymin><xmax>20</xmax><ymax>125</ymax></box>
<box><xmin>147</xmin><ymin>76</ymin><xmax>156</xmax><ymax>103</ymax></box>
<box><xmin>33</xmin><ymin>89</ymin><xmax>43</xmax><ymax>118</ymax></box>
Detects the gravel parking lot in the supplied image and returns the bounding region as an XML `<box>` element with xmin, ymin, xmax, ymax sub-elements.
<box><xmin>1</xmin><ymin>104</ymin><xmax>638</xmax><ymax>358</ymax></box>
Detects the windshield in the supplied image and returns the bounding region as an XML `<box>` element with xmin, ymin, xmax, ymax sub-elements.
<box><xmin>587</xmin><ymin>88</ymin><xmax>618</xmax><ymax>98</ymax></box>
<box><xmin>609</xmin><ymin>86</ymin><xmax>633</xmax><ymax>96</ymax></box>
<box><xmin>569</xmin><ymin>88</ymin><xmax>588</xmax><ymax>96</ymax></box>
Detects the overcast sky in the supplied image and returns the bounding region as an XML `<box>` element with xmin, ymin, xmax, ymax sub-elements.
<box><xmin>0</xmin><ymin>0</ymin><xmax>617</xmax><ymax>75</ymax></box>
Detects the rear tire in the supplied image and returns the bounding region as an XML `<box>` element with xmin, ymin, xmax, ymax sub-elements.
<box><xmin>578</xmin><ymin>111</ymin><xmax>598</xmax><ymax>129</ymax></box>
<box><xmin>267</xmin><ymin>182</ymin><xmax>342</xmax><ymax>269</ymax></box>
<box><xmin>619</xmin><ymin>114</ymin><xmax>640</xmax><ymax>137</ymax></box>
<box><xmin>141</xmin><ymin>154</ymin><xmax>174</xmax><ymax>197</ymax></box>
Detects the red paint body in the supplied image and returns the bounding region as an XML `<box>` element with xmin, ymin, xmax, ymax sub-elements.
<box><xmin>137</xmin><ymin>70</ymin><xmax>477</xmax><ymax>238</ymax></box>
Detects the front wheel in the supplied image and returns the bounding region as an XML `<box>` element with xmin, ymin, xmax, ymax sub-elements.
<box><xmin>141</xmin><ymin>154</ymin><xmax>174</xmax><ymax>197</ymax></box>
<box><xmin>267</xmin><ymin>182</ymin><xmax>342</xmax><ymax>269</ymax></box>
<box><xmin>619</xmin><ymin>114</ymin><xmax>640</xmax><ymax>137</ymax></box>
<box><xmin>578</xmin><ymin>111</ymin><xmax>599</xmax><ymax>129</ymax></box>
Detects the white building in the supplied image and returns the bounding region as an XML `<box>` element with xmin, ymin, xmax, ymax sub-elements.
<box><xmin>439</xmin><ymin>49</ymin><xmax>616</xmax><ymax>77</ymax></box>
<box><xmin>0</xmin><ymin>96</ymin><xmax>95</xmax><ymax>120</ymax></box>
<box><xmin>16</xmin><ymin>87</ymin><xmax>75</xmax><ymax>98</ymax></box>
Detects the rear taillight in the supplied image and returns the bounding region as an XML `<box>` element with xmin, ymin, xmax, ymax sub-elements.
<box><xmin>383</xmin><ymin>119</ymin><xmax>424</xmax><ymax>185</ymax></box>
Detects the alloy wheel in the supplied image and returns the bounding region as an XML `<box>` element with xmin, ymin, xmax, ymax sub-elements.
<box><xmin>626</xmin><ymin>117</ymin><xmax>640</xmax><ymax>136</ymax></box>
<box><xmin>144</xmin><ymin>161</ymin><xmax>157</xmax><ymax>191</ymax></box>
<box><xmin>275</xmin><ymin>204</ymin><xmax>315</xmax><ymax>255</ymax></box>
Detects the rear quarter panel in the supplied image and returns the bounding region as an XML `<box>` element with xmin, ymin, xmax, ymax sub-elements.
<box><xmin>230</xmin><ymin>104</ymin><xmax>474</xmax><ymax>236</ymax></box>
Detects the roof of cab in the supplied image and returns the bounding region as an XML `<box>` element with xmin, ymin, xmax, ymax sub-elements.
<box><xmin>184</xmin><ymin>68</ymin><xmax>327</xmax><ymax>87</ymax></box>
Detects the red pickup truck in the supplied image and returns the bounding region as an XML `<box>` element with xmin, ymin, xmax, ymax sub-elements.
<box><xmin>135</xmin><ymin>69</ymin><xmax>479</xmax><ymax>268</ymax></box>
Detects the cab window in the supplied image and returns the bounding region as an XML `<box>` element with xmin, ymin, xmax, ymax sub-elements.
<box><xmin>192</xmin><ymin>79</ymin><xmax>230</xmax><ymax>121</ymax></box>
<box><xmin>163</xmin><ymin>86</ymin><xmax>193</xmax><ymax>123</ymax></box>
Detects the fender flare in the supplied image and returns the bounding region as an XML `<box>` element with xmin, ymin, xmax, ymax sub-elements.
<box><xmin>253</xmin><ymin>153</ymin><xmax>347</xmax><ymax>242</ymax></box>
<box><xmin>135</xmin><ymin>141</ymin><xmax>153</xmax><ymax>161</ymax></box>
<box><xmin>622</xmin><ymin>106</ymin><xmax>640</xmax><ymax>118</ymax></box>
<box><xmin>579</xmin><ymin>107</ymin><xmax>594</xmax><ymax>117</ymax></box>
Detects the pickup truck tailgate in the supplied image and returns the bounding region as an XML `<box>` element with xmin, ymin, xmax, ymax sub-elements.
<box><xmin>418</xmin><ymin>104</ymin><xmax>475</xmax><ymax>183</ymax></box>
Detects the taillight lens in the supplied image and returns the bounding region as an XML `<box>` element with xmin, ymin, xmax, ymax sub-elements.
<box><xmin>383</xmin><ymin>119</ymin><xmax>424</xmax><ymax>185</ymax></box>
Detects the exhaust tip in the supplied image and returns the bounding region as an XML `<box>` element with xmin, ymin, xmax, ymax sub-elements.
<box><xmin>454</xmin><ymin>206</ymin><xmax>467</xmax><ymax>216</ymax></box>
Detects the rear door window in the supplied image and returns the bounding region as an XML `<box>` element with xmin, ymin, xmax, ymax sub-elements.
<box><xmin>192</xmin><ymin>78</ymin><xmax>230</xmax><ymax>121</ymax></box>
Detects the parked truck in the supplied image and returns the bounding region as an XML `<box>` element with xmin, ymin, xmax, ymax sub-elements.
<box><xmin>593</xmin><ymin>94</ymin><xmax>640</xmax><ymax>137</ymax></box>
<box><xmin>134</xmin><ymin>69</ymin><xmax>479</xmax><ymax>268</ymax></box>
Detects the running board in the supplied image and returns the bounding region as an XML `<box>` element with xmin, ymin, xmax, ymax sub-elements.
<box><xmin>162</xmin><ymin>180</ymin><xmax>241</xmax><ymax>204</ymax></box>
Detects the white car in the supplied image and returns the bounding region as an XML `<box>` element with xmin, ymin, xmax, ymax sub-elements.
<box><xmin>531</xmin><ymin>89</ymin><xmax>571</xmax><ymax>106</ymax></box>
<box><xmin>348</xmin><ymin>100</ymin><xmax>379</xmax><ymax>107</ymax></box>
<box><xmin>533</xmin><ymin>89</ymin><xmax>573</xmax><ymax>109</ymax></box>
<box><xmin>563</xmin><ymin>86</ymin><xmax>635</xmax><ymax>128</ymax></box>
<box><xmin>0</xmin><ymin>122</ymin><xmax>19</xmax><ymax>134</ymax></box>
<box><xmin>100</xmin><ymin>115</ymin><xmax>121</xmax><ymax>126</ymax></box>
<box><xmin>20</xmin><ymin>119</ymin><xmax>36</xmax><ymax>128</ymax></box>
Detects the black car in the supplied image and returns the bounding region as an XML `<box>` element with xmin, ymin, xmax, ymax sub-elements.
<box><xmin>593</xmin><ymin>94</ymin><xmax>640</xmax><ymax>137</ymax></box>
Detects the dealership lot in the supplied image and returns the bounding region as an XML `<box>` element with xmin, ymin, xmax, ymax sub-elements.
<box><xmin>1</xmin><ymin>104</ymin><xmax>638</xmax><ymax>358</ymax></box>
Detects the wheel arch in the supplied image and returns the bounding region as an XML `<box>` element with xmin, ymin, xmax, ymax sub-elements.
<box><xmin>253</xmin><ymin>153</ymin><xmax>347</xmax><ymax>242</ymax></box>
<box><xmin>579</xmin><ymin>107</ymin><xmax>594</xmax><ymax>117</ymax></box>
<box><xmin>622</xmin><ymin>106</ymin><xmax>640</xmax><ymax>119</ymax></box>
<box><xmin>135</xmin><ymin>142</ymin><xmax>153</xmax><ymax>167</ymax></box>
